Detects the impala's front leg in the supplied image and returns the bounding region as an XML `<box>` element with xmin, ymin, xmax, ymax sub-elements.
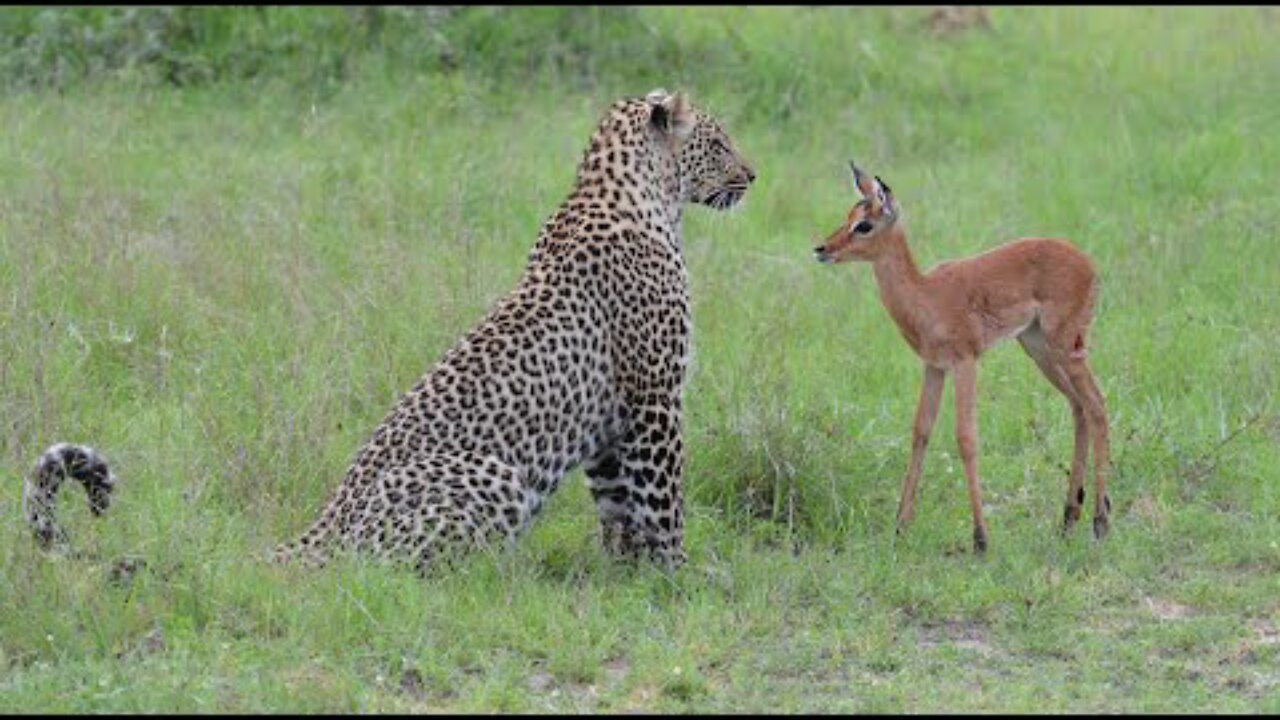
<box><xmin>953</xmin><ymin>359</ymin><xmax>989</xmax><ymax>553</ymax></box>
<box><xmin>897</xmin><ymin>364</ymin><xmax>946</xmax><ymax>533</ymax></box>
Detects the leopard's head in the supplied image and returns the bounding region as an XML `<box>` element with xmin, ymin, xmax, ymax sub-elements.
<box><xmin>643</xmin><ymin>89</ymin><xmax>756</xmax><ymax>210</ymax></box>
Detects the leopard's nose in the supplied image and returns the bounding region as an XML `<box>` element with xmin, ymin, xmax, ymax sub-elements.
<box><xmin>746</xmin><ymin>168</ymin><xmax>757</xmax><ymax>183</ymax></box>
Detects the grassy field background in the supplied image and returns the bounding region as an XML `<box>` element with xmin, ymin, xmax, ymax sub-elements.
<box><xmin>1</xmin><ymin>6</ymin><xmax>1278</xmax><ymax>712</ymax></box>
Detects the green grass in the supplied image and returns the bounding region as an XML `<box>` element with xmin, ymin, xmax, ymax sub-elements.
<box><xmin>2</xmin><ymin>6</ymin><xmax>1279</xmax><ymax>712</ymax></box>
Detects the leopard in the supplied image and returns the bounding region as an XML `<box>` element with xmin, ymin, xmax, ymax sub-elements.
<box><xmin>24</xmin><ymin>89</ymin><xmax>755</xmax><ymax>574</ymax></box>
<box><xmin>270</xmin><ymin>89</ymin><xmax>755</xmax><ymax>571</ymax></box>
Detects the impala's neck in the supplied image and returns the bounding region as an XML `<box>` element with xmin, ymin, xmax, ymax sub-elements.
<box><xmin>870</xmin><ymin>224</ymin><xmax>929</xmax><ymax>349</ymax></box>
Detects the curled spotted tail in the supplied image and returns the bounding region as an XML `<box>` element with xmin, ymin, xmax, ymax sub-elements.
<box><xmin>23</xmin><ymin>443</ymin><xmax>118</xmax><ymax>551</ymax></box>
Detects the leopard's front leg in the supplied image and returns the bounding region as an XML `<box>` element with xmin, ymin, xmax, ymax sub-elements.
<box><xmin>583</xmin><ymin>395</ymin><xmax>687</xmax><ymax>569</ymax></box>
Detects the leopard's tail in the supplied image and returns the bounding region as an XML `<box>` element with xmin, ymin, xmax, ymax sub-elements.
<box><xmin>23</xmin><ymin>443</ymin><xmax>118</xmax><ymax>552</ymax></box>
<box><xmin>23</xmin><ymin>442</ymin><xmax>341</xmax><ymax>568</ymax></box>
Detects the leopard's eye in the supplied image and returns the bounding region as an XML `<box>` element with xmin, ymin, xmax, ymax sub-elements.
<box><xmin>852</xmin><ymin>220</ymin><xmax>874</xmax><ymax>235</ymax></box>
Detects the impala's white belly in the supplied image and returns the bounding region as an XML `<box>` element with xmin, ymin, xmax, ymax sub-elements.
<box><xmin>978</xmin><ymin>301</ymin><xmax>1039</xmax><ymax>351</ymax></box>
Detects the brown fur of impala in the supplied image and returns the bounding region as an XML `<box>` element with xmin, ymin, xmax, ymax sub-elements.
<box><xmin>814</xmin><ymin>162</ymin><xmax>1110</xmax><ymax>553</ymax></box>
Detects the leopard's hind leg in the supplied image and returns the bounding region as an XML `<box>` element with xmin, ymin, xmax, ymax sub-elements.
<box><xmin>272</xmin><ymin>451</ymin><xmax>541</xmax><ymax>572</ymax></box>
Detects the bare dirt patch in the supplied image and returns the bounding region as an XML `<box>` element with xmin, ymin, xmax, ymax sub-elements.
<box><xmin>603</xmin><ymin>655</ymin><xmax>630</xmax><ymax>685</ymax></box>
<box><xmin>917</xmin><ymin>618</ymin><xmax>996</xmax><ymax>657</ymax></box>
<box><xmin>1250</xmin><ymin>618</ymin><xmax>1278</xmax><ymax>644</ymax></box>
<box><xmin>1127</xmin><ymin>494</ymin><xmax>1168</xmax><ymax>528</ymax></box>
<box><xmin>925</xmin><ymin>6</ymin><xmax>991</xmax><ymax>38</ymax></box>
<box><xmin>1143</xmin><ymin>596</ymin><xmax>1194</xmax><ymax>621</ymax></box>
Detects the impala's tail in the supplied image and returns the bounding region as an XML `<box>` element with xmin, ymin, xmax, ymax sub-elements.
<box><xmin>23</xmin><ymin>443</ymin><xmax>118</xmax><ymax>551</ymax></box>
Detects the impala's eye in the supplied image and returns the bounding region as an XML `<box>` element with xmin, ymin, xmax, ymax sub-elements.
<box><xmin>853</xmin><ymin>220</ymin><xmax>874</xmax><ymax>235</ymax></box>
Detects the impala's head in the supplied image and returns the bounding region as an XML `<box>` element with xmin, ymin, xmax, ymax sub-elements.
<box><xmin>813</xmin><ymin>161</ymin><xmax>900</xmax><ymax>264</ymax></box>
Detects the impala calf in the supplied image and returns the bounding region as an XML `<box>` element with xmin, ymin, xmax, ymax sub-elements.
<box><xmin>814</xmin><ymin>162</ymin><xmax>1110</xmax><ymax>553</ymax></box>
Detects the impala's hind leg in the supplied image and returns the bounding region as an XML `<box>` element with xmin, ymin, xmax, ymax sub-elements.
<box><xmin>1039</xmin><ymin>289</ymin><xmax>1111</xmax><ymax>540</ymax></box>
<box><xmin>1018</xmin><ymin>323</ymin><xmax>1089</xmax><ymax>533</ymax></box>
<box><xmin>1060</xmin><ymin>358</ymin><xmax>1111</xmax><ymax>539</ymax></box>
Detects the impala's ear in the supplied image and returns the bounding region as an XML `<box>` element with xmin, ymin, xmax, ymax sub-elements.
<box><xmin>649</xmin><ymin>89</ymin><xmax>694</xmax><ymax>140</ymax></box>
<box><xmin>848</xmin><ymin>161</ymin><xmax>878</xmax><ymax>199</ymax></box>
<box><xmin>874</xmin><ymin>174</ymin><xmax>898</xmax><ymax>218</ymax></box>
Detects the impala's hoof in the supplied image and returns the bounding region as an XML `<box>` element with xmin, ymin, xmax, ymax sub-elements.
<box><xmin>1092</xmin><ymin>514</ymin><xmax>1110</xmax><ymax>540</ymax></box>
<box><xmin>1062</xmin><ymin>503</ymin><xmax>1082</xmax><ymax>534</ymax></box>
<box><xmin>894</xmin><ymin>510</ymin><xmax>914</xmax><ymax>537</ymax></box>
<box><xmin>973</xmin><ymin>526</ymin><xmax>989</xmax><ymax>554</ymax></box>
<box><xmin>1091</xmin><ymin>493</ymin><xmax>1112</xmax><ymax>540</ymax></box>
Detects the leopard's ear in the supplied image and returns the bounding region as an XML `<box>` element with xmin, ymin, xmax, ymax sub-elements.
<box><xmin>648</xmin><ymin>89</ymin><xmax>694</xmax><ymax>140</ymax></box>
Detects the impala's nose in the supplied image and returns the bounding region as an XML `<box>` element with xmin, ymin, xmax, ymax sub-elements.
<box><xmin>814</xmin><ymin>246</ymin><xmax>831</xmax><ymax>264</ymax></box>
